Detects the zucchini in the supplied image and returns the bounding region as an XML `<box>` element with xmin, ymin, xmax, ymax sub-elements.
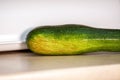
<box><xmin>26</xmin><ymin>24</ymin><xmax>120</xmax><ymax>55</ymax></box>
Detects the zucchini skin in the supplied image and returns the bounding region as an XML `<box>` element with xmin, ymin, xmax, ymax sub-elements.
<box><xmin>26</xmin><ymin>24</ymin><xmax>120</xmax><ymax>55</ymax></box>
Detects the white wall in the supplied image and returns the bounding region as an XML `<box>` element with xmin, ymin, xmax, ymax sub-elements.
<box><xmin>0</xmin><ymin>0</ymin><xmax>120</xmax><ymax>42</ymax></box>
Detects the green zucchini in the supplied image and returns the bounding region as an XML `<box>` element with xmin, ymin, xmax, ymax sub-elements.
<box><xmin>26</xmin><ymin>24</ymin><xmax>120</xmax><ymax>55</ymax></box>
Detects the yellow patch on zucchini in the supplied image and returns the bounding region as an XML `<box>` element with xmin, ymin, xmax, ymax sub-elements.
<box><xmin>28</xmin><ymin>35</ymin><xmax>90</xmax><ymax>55</ymax></box>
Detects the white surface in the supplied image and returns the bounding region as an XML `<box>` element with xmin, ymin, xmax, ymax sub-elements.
<box><xmin>0</xmin><ymin>64</ymin><xmax>120</xmax><ymax>80</ymax></box>
<box><xmin>0</xmin><ymin>52</ymin><xmax>120</xmax><ymax>80</ymax></box>
<box><xmin>0</xmin><ymin>42</ymin><xmax>27</xmax><ymax>51</ymax></box>
<box><xmin>0</xmin><ymin>0</ymin><xmax>120</xmax><ymax>50</ymax></box>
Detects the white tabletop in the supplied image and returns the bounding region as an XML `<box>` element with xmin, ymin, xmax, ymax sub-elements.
<box><xmin>0</xmin><ymin>51</ymin><xmax>120</xmax><ymax>80</ymax></box>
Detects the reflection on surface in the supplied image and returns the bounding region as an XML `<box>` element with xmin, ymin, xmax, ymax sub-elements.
<box><xmin>26</xmin><ymin>52</ymin><xmax>120</xmax><ymax>71</ymax></box>
<box><xmin>0</xmin><ymin>51</ymin><xmax>120</xmax><ymax>75</ymax></box>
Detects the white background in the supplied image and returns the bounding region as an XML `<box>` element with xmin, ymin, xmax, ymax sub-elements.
<box><xmin>0</xmin><ymin>0</ymin><xmax>120</xmax><ymax>42</ymax></box>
